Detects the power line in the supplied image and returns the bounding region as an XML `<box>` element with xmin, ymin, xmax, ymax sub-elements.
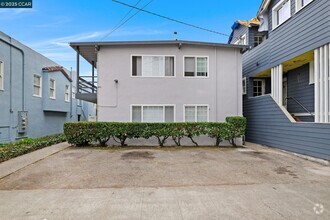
<box><xmin>112</xmin><ymin>0</ymin><xmax>231</xmax><ymax>38</ymax></box>
<box><xmin>100</xmin><ymin>0</ymin><xmax>155</xmax><ymax>41</ymax></box>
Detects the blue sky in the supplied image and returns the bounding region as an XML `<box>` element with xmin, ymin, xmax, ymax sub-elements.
<box><xmin>0</xmin><ymin>0</ymin><xmax>261</xmax><ymax>75</ymax></box>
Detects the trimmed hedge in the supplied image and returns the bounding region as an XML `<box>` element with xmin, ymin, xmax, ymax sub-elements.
<box><xmin>0</xmin><ymin>134</ymin><xmax>66</xmax><ymax>163</ymax></box>
<box><xmin>64</xmin><ymin>117</ymin><xmax>246</xmax><ymax>147</ymax></box>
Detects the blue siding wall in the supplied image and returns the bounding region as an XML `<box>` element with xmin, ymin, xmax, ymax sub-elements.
<box><xmin>0</xmin><ymin>32</ymin><xmax>96</xmax><ymax>143</ymax></box>
<box><xmin>243</xmin><ymin>0</ymin><xmax>330</xmax><ymax>77</ymax></box>
<box><xmin>244</xmin><ymin>95</ymin><xmax>330</xmax><ymax>160</ymax></box>
<box><xmin>286</xmin><ymin>64</ymin><xmax>314</xmax><ymax>113</ymax></box>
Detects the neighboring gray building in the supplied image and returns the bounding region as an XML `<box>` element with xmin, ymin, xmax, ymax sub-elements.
<box><xmin>70</xmin><ymin>40</ymin><xmax>245</xmax><ymax>145</ymax></box>
<box><xmin>0</xmin><ymin>32</ymin><xmax>95</xmax><ymax>143</ymax></box>
<box><xmin>229</xmin><ymin>0</ymin><xmax>330</xmax><ymax>160</ymax></box>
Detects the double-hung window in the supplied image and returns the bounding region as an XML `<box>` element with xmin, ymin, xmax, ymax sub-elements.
<box><xmin>184</xmin><ymin>105</ymin><xmax>209</xmax><ymax>122</ymax></box>
<box><xmin>0</xmin><ymin>61</ymin><xmax>4</xmax><ymax>90</ymax></box>
<box><xmin>33</xmin><ymin>75</ymin><xmax>42</xmax><ymax>97</ymax></box>
<box><xmin>131</xmin><ymin>105</ymin><xmax>175</xmax><ymax>122</ymax></box>
<box><xmin>65</xmin><ymin>85</ymin><xmax>69</xmax><ymax>102</ymax></box>
<box><xmin>184</xmin><ymin>56</ymin><xmax>208</xmax><ymax>77</ymax></box>
<box><xmin>253</xmin><ymin>79</ymin><xmax>265</xmax><ymax>97</ymax></box>
<box><xmin>50</xmin><ymin>79</ymin><xmax>56</xmax><ymax>99</ymax></box>
<box><xmin>72</xmin><ymin>86</ymin><xmax>76</xmax><ymax>99</ymax></box>
<box><xmin>296</xmin><ymin>0</ymin><xmax>313</xmax><ymax>11</ymax></box>
<box><xmin>132</xmin><ymin>55</ymin><xmax>175</xmax><ymax>77</ymax></box>
<box><xmin>272</xmin><ymin>0</ymin><xmax>291</xmax><ymax>29</ymax></box>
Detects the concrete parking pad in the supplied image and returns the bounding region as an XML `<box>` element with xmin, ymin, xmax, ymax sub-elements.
<box><xmin>0</xmin><ymin>143</ymin><xmax>329</xmax><ymax>219</ymax></box>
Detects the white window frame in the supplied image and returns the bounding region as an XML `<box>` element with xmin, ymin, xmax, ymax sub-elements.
<box><xmin>0</xmin><ymin>60</ymin><xmax>4</xmax><ymax>91</ymax></box>
<box><xmin>233</xmin><ymin>34</ymin><xmax>247</xmax><ymax>45</ymax></box>
<box><xmin>49</xmin><ymin>78</ymin><xmax>56</xmax><ymax>99</ymax></box>
<box><xmin>309</xmin><ymin>61</ymin><xmax>315</xmax><ymax>84</ymax></box>
<box><xmin>242</xmin><ymin>77</ymin><xmax>247</xmax><ymax>95</ymax></box>
<box><xmin>72</xmin><ymin>86</ymin><xmax>76</xmax><ymax>99</ymax></box>
<box><xmin>253</xmin><ymin>79</ymin><xmax>266</xmax><ymax>97</ymax></box>
<box><xmin>183</xmin><ymin>104</ymin><xmax>210</xmax><ymax>122</ymax></box>
<box><xmin>183</xmin><ymin>56</ymin><xmax>209</xmax><ymax>78</ymax></box>
<box><xmin>65</xmin><ymin>85</ymin><xmax>70</xmax><ymax>102</ymax></box>
<box><xmin>131</xmin><ymin>55</ymin><xmax>176</xmax><ymax>78</ymax></box>
<box><xmin>295</xmin><ymin>0</ymin><xmax>314</xmax><ymax>13</ymax></box>
<box><xmin>130</xmin><ymin>104</ymin><xmax>176</xmax><ymax>122</ymax></box>
<box><xmin>272</xmin><ymin>0</ymin><xmax>291</xmax><ymax>30</ymax></box>
<box><xmin>33</xmin><ymin>74</ymin><xmax>42</xmax><ymax>97</ymax></box>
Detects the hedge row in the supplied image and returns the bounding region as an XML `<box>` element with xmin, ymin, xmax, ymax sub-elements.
<box><xmin>0</xmin><ymin>134</ymin><xmax>66</xmax><ymax>163</ymax></box>
<box><xmin>64</xmin><ymin>116</ymin><xmax>246</xmax><ymax>147</ymax></box>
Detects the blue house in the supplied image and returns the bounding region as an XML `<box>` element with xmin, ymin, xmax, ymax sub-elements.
<box><xmin>0</xmin><ymin>32</ymin><xmax>96</xmax><ymax>143</ymax></box>
<box><xmin>229</xmin><ymin>0</ymin><xmax>330</xmax><ymax>160</ymax></box>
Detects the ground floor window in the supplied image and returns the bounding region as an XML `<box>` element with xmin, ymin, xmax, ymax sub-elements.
<box><xmin>131</xmin><ymin>105</ymin><xmax>175</xmax><ymax>122</ymax></box>
<box><xmin>184</xmin><ymin>105</ymin><xmax>209</xmax><ymax>122</ymax></box>
<box><xmin>253</xmin><ymin>79</ymin><xmax>265</xmax><ymax>97</ymax></box>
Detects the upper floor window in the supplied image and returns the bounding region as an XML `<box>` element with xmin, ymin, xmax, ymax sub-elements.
<box><xmin>296</xmin><ymin>0</ymin><xmax>313</xmax><ymax>11</ymax></box>
<box><xmin>72</xmin><ymin>86</ymin><xmax>76</xmax><ymax>99</ymax></box>
<box><xmin>50</xmin><ymin>79</ymin><xmax>56</xmax><ymax>99</ymax></box>
<box><xmin>254</xmin><ymin>35</ymin><xmax>265</xmax><ymax>47</ymax></box>
<box><xmin>65</xmin><ymin>85</ymin><xmax>69</xmax><ymax>102</ymax></box>
<box><xmin>272</xmin><ymin>0</ymin><xmax>291</xmax><ymax>29</ymax></box>
<box><xmin>131</xmin><ymin>105</ymin><xmax>175</xmax><ymax>122</ymax></box>
<box><xmin>184</xmin><ymin>56</ymin><xmax>208</xmax><ymax>77</ymax></box>
<box><xmin>0</xmin><ymin>61</ymin><xmax>4</xmax><ymax>91</ymax></box>
<box><xmin>184</xmin><ymin>105</ymin><xmax>209</xmax><ymax>122</ymax></box>
<box><xmin>242</xmin><ymin>77</ymin><xmax>247</xmax><ymax>95</ymax></box>
<box><xmin>234</xmin><ymin>34</ymin><xmax>247</xmax><ymax>45</ymax></box>
<box><xmin>253</xmin><ymin>79</ymin><xmax>265</xmax><ymax>97</ymax></box>
<box><xmin>132</xmin><ymin>55</ymin><xmax>175</xmax><ymax>77</ymax></box>
<box><xmin>33</xmin><ymin>75</ymin><xmax>42</xmax><ymax>97</ymax></box>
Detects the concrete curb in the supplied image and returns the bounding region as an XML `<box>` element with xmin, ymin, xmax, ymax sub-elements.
<box><xmin>0</xmin><ymin>142</ymin><xmax>71</xmax><ymax>179</ymax></box>
<box><xmin>242</xmin><ymin>143</ymin><xmax>329</xmax><ymax>166</ymax></box>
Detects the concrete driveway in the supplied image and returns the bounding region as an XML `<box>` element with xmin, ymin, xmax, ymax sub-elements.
<box><xmin>0</xmin><ymin>143</ymin><xmax>329</xmax><ymax>219</ymax></box>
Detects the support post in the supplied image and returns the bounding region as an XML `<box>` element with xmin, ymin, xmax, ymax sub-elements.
<box><xmin>315</xmin><ymin>49</ymin><xmax>320</xmax><ymax>122</ymax></box>
<box><xmin>92</xmin><ymin>61</ymin><xmax>95</xmax><ymax>93</ymax></box>
<box><xmin>279</xmin><ymin>64</ymin><xmax>283</xmax><ymax>106</ymax></box>
<box><xmin>76</xmin><ymin>46</ymin><xmax>80</xmax><ymax>94</ymax></box>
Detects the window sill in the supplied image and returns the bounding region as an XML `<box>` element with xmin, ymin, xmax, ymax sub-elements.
<box><xmin>131</xmin><ymin>76</ymin><xmax>176</xmax><ymax>78</ymax></box>
<box><xmin>272</xmin><ymin>16</ymin><xmax>292</xmax><ymax>31</ymax></box>
<box><xmin>33</xmin><ymin>95</ymin><xmax>42</xmax><ymax>98</ymax></box>
<box><xmin>50</xmin><ymin>97</ymin><xmax>56</xmax><ymax>100</ymax></box>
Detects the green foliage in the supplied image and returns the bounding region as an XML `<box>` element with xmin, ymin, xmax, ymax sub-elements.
<box><xmin>63</xmin><ymin>117</ymin><xmax>246</xmax><ymax>147</ymax></box>
<box><xmin>0</xmin><ymin>134</ymin><xmax>66</xmax><ymax>163</ymax></box>
<box><xmin>226</xmin><ymin>116</ymin><xmax>247</xmax><ymax>146</ymax></box>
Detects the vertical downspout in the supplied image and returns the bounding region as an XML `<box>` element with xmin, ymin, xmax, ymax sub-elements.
<box><xmin>92</xmin><ymin>61</ymin><xmax>95</xmax><ymax>93</ymax></box>
<box><xmin>76</xmin><ymin>46</ymin><xmax>80</xmax><ymax>94</ymax></box>
<box><xmin>70</xmin><ymin>67</ymin><xmax>73</xmax><ymax>119</ymax></box>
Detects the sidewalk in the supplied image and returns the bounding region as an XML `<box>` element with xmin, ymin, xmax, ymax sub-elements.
<box><xmin>0</xmin><ymin>142</ymin><xmax>70</xmax><ymax>179</ymax></box>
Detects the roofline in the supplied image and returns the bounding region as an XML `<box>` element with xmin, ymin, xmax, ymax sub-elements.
<box><xmin>69</xmin><ymin>40</ymin><xmax>248</xmax><ymax>50</ymax></box>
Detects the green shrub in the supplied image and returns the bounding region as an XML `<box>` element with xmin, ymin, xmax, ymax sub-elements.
<box><xmin>226</xmin><ymin>116</ymin><xmax>247</xmax><ymax>146</ymax></box>
<box><xmin>0</xmin><ymin>134</ymin><xmax>66</xmax><ymax>163</ymax></box>
<box><xmin>63</xmin><ymin>117</ymin><xmax>246</xmax><ymax>147</ymax></box>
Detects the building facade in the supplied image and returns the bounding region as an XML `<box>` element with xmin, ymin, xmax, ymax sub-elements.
<box><xmin>229</xmin><ymin>0</ymin><xmax>330</xmax><ymax>160</ymax></box>
<box><xmin>0</xmin><ymin>32</ymin><xmax>95</xmax><ymax>143</ymax></box>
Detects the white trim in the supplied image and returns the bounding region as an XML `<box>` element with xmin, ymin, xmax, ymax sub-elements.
<box><xmin>0</xmin><ymin>60</ymin><xmax>4</xmax><ymax>91</ymax></box>
<box><xmin>309</xmin><ymin>61</ymin><xmax>315</xmax><ymax>84</ymax></box>
<box><xmin>183</xmin><ymin>104</ymin><xmax>210</xmax><ymax>122</ymax></box>
<box><xmin>233</xmin><ymin>34</ymin><xmax>247</xmax><ymax>45</ymax></box>
<box><xmin>272</xmin><ymin>0</ymin><xmax>291</xmax><ymax>30</ymax></box>
<box><xmin>65</xmin><ymin>85</ymin><xmax>70</xmax><ymax>102</ymax></box>
<box><xmin>183</xmin><ymin>56</ymin><xmax>210</xmax><ymax>78</ymax></box>
<box><xmin>130</xmin><ymin>55</ymin><xmax>176</xmax><ymax>78</ymax></box>
<box><xmin>33</xmin><ymin>74</ymin><xmax>42</xmax><ymax>98</ymax></box>
<box><xmin>72</xmin><ymin>86</ymin><xmax>76</xmax><ymax>99</ymax></box>
<box><xmin>295</xmin><ymin>0</ymin><xmax>314</xmax><ymax>13</ymax></box>
<box><xmin>130</xmin><ymin>104</ymin><xmax>176</xmax><ymax>122</ymax></box>
<box><xmin>292</xmin><ymin>112</ymin><xmax>315</xmax><ymax>117</ymax></box>
<box><xmin>49</xmin><ymin>78</ymin><xmax>56</xmax><ymax>99</ymax></box>
<box><xmin>242</xmin><ymin>77</ymin><xmax>247</xmax><ymax>95</ymax></box>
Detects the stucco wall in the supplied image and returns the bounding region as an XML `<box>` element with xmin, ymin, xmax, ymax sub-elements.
<box><xmin>97</xmin><ymin>44</ymin><xmax>242</xmax><ymax>122</ymax></box>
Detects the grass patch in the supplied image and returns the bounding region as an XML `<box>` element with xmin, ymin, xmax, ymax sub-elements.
<box><xmin>0</xmin><ymin>134</ymin><xmax>66</xmax><ymax>163</ymax></box>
